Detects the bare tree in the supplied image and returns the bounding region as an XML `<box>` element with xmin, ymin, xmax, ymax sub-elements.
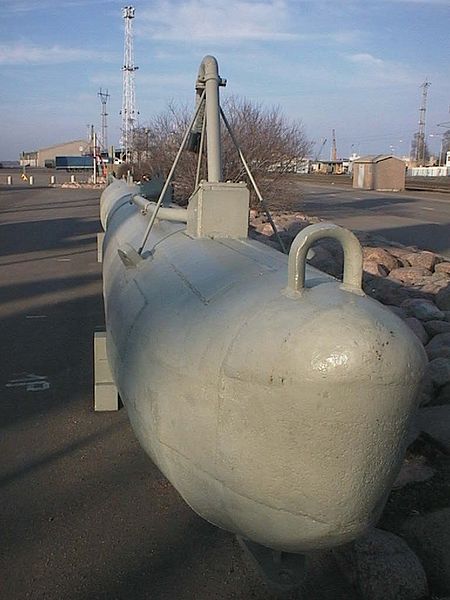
<box><xmin>131</xmin><ymin>96</ymin><xmax>312</xmax><ymax>207</ymax></box>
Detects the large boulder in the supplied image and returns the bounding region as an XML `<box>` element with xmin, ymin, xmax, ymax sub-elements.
<box><xmin>418</xmin><ymin>405</ymin><xmax>450</xmax><ymax>453</ymax></box>
<box><xmin>333</xmin><ymin>528</ymin><xmax>428</xmax><ymax>600</ymax></box>
<box><xmin>363</xmin><ymin>247</ymin><xmax>400</xmax><ymax>272</ymax></box>
<box><xmin>436</xmin><ymin>286</ymin><xmax>450</xmax><ymax>311</ymax></box>
<box><xmin>389</xmin><ymin>267</ymin><xmax>432</xmax><ymax>285</ymax></box>
<box><xmin>435</xmin><ymin>382</ymin><xmax>450</xmax><ymax>405</ymax></box>
<box><xmin>427</xmin><ymin>358</ymin><xmax>450</xmax><ymax>388</ymax></box>
<box><xmin>402</xmin><ymin>509</ymin><xmax>450</xmax><ymax>595</ymax></box>
<box><xmin>307</xmin><ymin>245</ymin><xmax>342</xmax><ymax>278</ymax></box>
<box><xmin>418</xmin><ymin>373</ymin><xmax>434</xmax><ymax>406</ymax></box>
<box><xmin>421</xmin><ymin>277</ymin><xmax>450</xmax><ymax>295</ymax></box>
<box><xmin>425</xmin><ymin>333</ymin><xmax>450</xmax><ymax>360</ymax></box>
<box><xmin>387</xmin><ymin>246</ymin><xmax>418</xmax><ymax>259</ymax></box>
<box><xmin>404</xmin><ymin>251</ymin><xmax>442</xmax><ymax>272</ymax></box>
<box><xmin>364</xmin><ymin>278</ymin><xmax>411</xmax><ymax>306</ymax></box>
<box><xmin>435</xmin><ymin>262</ymin><xmax>450</xmax><ymax>276</ymax></box>
<box><xmin>363</xmin><ymin>260</ymin><xmax>389</xmax><ymax>278</ymax></box>
<box><xmin>401</xmin><ymin>298</ymin><xmax>444</xmax><ymax>321</ymax></box>
<box><xmin>404</xmin><ymin>318</ymin><xmax>429</xmax><ymax>344</ymax></box>
<box><xmin>424</xmin><ymin>320</ymin><xmax>450</xmax><ymax>336</ymax></box>
<box><xmin>393</xmin><ymin>454</ymin><xmax>435</xmax><ymax>489</ymax></box>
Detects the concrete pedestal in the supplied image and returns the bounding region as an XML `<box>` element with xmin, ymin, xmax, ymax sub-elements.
<box><xmin>94</xmin><ymin>331</ymin><xmax>118</xmax><ymax>411</ymax></box>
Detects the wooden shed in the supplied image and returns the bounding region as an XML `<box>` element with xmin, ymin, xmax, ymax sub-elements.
<box><xmin>353</xmin><ymin>155</ymin><xmax>406</xmax><ymax>191</ymax></box>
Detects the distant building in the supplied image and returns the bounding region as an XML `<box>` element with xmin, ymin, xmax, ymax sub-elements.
<box><xmin>20</xmin><ymin>140</ymin><xmax>90</xmax><ymax>168</ymax></box>
<box><xmin>310</xmin><ymin>159</ymin><xmax>347</xmax><ymax>175</ymax></box>
<box><xmin>353</xmin><ymin>155</ymin><xmax>406</xmax><ymax>191</ymax></box>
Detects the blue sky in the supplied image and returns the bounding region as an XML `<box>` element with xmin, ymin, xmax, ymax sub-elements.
<box><xmin>0</xmin><ymin>0</ymin><xmax>449</xmax><ymax>160</ymax></box>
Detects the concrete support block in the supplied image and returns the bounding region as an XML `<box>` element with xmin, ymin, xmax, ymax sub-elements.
<box><xmin>29</xmin><ymin>176</ymin><xmax>34</xmax><ymax>185</ymax></box>
<box><xmin>94</xmin><ymin>331</ymin><xmax>118</xmax><ymax>411</ymax></box>
<box><xmin>50</xmin><ymin>175</ymin><xmax>56</xmax><ymax>184</ymax></box>
<box><xmin>7</xmin><ymin>176</ymin><xmax>12</xmax><ymax>185</ymax></box>
<box><xmin>70</xmin><ymin>175</ymin><xmax>76</xmax><ymax>183</ymax></box>
<box><xmin>186</xmin><ymin>181</ymin><xmax>249</xmax><ymax>239</ymax></box>
<box><xmin>97</xmin><ymin>232</ymin><xmax>105</xmax><ymax>263</ymax></box>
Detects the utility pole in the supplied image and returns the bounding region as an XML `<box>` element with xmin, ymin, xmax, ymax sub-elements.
<box><xmin>98</xmin><ymin>88</ymin><xmax>110</xmax><ymax>152</ymax></box>
<box><xmin>93</xmin><ymin>131</ymin><xmax>98</xmax><ymax>184</ymax></box>
<box><xmin>87</xmin><ymin>124</ymin><xmax>95</xmax><ymax>155</ymax></box>
<box><xmin>413</xmin><ymin>79</ymin><xmax>431</xmax><ymax>165</ymax></box>
<box><xmin>121</xmin><ymin>6</ymin><xmax>139</xmax><ymax>161</ymax></box>
<box><xmin>331</xmin><ymin>129</ymin><xmax>337</xmax><ymax>161</ymax></box>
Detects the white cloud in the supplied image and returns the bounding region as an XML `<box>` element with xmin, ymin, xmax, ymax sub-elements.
<box><xmin>138</xmin><ymin>0</ymin><xmax>298</xmax><ymax>42</ymax></box>
<box><xmin>3</xmin><ymin>0</ymin><xmax>114</xmax><ymax>13</ymax></box>
<box><xmin>345</xmin><ymin>52</ymin><xmax>417</xmax><ymax>85</ymax></box>
<box><xmin>0</xmin><ymin>42</ymin><xmax>116</xmax><ymax>65</ymax></box>
<box><xmin>348</xmin><ymin>53</ymin><xmax>384</xmax><ymax>67</ymax></box>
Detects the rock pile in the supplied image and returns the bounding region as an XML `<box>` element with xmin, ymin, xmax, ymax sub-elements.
<box><xmin>250</xmin><ymin>209</ymin><xmax>450</xmax><ymax>598</ymax></box>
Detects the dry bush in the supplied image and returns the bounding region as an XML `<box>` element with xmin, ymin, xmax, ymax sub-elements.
<box><xmin>131</xmin><ymin>96</ymin><xmax>312</xmax><ymax>207</ymax></box>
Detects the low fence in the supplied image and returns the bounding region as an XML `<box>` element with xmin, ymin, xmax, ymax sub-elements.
<box><xmin>408</xmin><ymin>166</ymin><xmax>450</xmax><ymax>177</ymax></box>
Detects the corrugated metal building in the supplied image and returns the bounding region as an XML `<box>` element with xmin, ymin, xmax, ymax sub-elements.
<box><xmin>21</xmin><ymin>140</ymin><xmax>90</xmax><ymax>167</ymax></box>
<box><xmin>353</xmin><ymin>155</ymin><xmax>406</xmax><ymax>192</ymax></box>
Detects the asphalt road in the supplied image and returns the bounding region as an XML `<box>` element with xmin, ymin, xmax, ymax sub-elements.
<box><xmin>285</xmin><ymin>180</ymin><xmax>450</xmax><ymax>258</ymax></box>
<box><xmin>0</xmin><ymin>167</ymin><xmax>91</xmax><ymax>187</ymax></box>
<box><xmin>0</xmin><ymin>185</ymin><xmax>355</xmax><ymax>600</ymax></box>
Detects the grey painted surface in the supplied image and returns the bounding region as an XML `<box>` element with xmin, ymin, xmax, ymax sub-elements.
<box><xmin>197</xmin><ymin>55</ymin><xmax>223</xmax><ymax>182</ymax></box>
<box><xmin>186</xmin><ymin>181</ymin><xmax>249</xmax><ymax>239</ymax></box>
<box><xmin>101</xmin><ymin>180</ymin><xmax>426</xmax><ymax>553</ymax></box>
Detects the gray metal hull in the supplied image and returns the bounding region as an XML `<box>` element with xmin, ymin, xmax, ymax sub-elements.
<box><xmin>101</xmin><ymin>181</ymin><xmax>426</xmax><ymax>552</ymax></box>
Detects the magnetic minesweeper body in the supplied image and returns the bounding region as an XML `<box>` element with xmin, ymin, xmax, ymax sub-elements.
<box><xmin>100</xmin><ymin>56</ymin><xmax>426</xmax><ymax>560</ymax></box>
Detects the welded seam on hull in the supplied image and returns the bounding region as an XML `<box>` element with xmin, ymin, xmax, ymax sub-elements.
<box><xmin>215</xmin><ymin>239</ymin><xmax>280</xmax><ymax>271</ymax></box>
<box><xmin>119</xmin><ymin>279</ymin><xmax>149</xmax><ymax>365</ymax></box>
<box><xmin>157</xmin><ymin>436</ymin><xmax>330</xmax><ymax>526</ymax></box>
<box><xmin>167</xmin><ymin>261</ymin><xmax>209</xmax><ymax>305</ymax></box>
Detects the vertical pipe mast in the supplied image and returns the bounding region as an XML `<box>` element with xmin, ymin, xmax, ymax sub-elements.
<box><xmin>196</xmin><ymin>56</ymin><xmax>223</xmax><ymax>182</ymax></box>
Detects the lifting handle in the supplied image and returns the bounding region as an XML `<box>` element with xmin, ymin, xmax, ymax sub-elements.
<box><xmin>286</xmin><ymin>223</ymin><xmax>364</xmax><ymax>296</ymax></box>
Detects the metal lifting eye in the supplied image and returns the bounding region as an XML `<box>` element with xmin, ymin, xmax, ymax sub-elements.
<box><xmin>286</xmin><ymin>223</ymin><xmax>364</xmax><ymax>296</ymax></box>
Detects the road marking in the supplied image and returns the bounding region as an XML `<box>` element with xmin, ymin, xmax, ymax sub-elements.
<box><xmin>26</xmin><ymin>315</ymin><xmax>48</xmax><ymax>319</ymax></box>
<box><xmin>6</xmin><ymin>373</ymin><xmax>50</xmax><ymax>392</ymax></box>
<box><xmin>421</xmin><ymin>207</ymin><xmax>435</xmax><ymax>211</ymax></box>
<box><xmin>56</xmin><ymin>258</ymin><xmax>71</xmax><ymax>262</ymax></box>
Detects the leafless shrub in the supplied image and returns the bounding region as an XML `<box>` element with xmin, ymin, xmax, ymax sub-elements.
<box><xmin>131</xmin><ymin>96</ymin><xmax>312</xmax><ymax>207</ymax></box>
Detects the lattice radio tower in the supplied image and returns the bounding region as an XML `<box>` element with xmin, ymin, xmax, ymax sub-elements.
<box><xmin>414</xmin><ymin>79</ymin><xmax>431</xmax><ymax>164</ymax></box>
<box><xmin>121</xmin><ymin>6</ymin><xmax>138</xmax><ymax>158</ymax></box>
<box><xmin>98</xmin><ymin>88</ymin><xmax>110</xmax><ymax>152</ymax></box>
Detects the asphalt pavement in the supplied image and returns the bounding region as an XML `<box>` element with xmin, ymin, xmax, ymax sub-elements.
<box><xmin>285</xmin><ymin>180</ymin><xmax>450</xmax><ymax>258</ymax></box>
<box><xmin>0</xmin><ymin>184</ymin><xmax>355</xmax><ymax>600</ymax></box>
